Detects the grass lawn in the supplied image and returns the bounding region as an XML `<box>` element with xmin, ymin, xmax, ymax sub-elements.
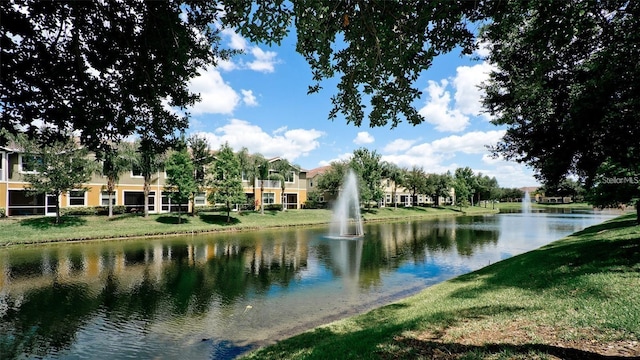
<box><xmin>0</xmin><ymin>206</ymin><xmax>492</xmax><ymax>246</ymax></box>
<box><xmin>243</xmin><ymin>213</ymin><xmax>640</xmax><ymax>359</ymax></box>
<box><xmin>496</xmin><ymin>201</ymin><xmax>594</xmax><ymax>211</ymax></box>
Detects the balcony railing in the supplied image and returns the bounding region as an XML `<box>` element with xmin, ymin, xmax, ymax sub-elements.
<box><xmin>254</xmin><ymin>179</ymin><xmax>281</xmax><ymax>189</ymax></box>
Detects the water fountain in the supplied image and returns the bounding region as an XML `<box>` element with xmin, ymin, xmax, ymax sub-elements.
<box><xmin>522</xmin><ymin>191</ymin><xmax>532</xmax><ymax>213</ymax></box>
<box><xmin>328</xmin><ymin>170</ymin><xmax>364</xmax><ymax>238</ymax></box>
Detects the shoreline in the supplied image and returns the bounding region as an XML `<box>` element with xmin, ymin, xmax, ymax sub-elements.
<box><xmin>0</xmin><ymin>206</ymin><xmax>500</xmax><ymax>248</ymax></box>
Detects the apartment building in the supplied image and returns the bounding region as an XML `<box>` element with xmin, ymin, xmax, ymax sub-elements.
<box><xmin>0</xmin><ymin>148</ymin><xmax>309</xmax><ymax>216</ymax></box>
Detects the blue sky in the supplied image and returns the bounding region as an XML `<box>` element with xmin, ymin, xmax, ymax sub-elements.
<box><xmin>183</xmin><ymin>28</ymin><xmax>538</xmax><ymax>188</ymax></box>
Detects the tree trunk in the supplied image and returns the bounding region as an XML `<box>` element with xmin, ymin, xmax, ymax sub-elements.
<box><xmin>260</xmin><ymin>180</ymin><xmax>265</xmax><ymax>215</ymax></box>
<box><xmin>178</xmin><ymin>201</ymin><xmax>182</xmax><ymax>224</ymax></box>
<box><xmin>55</xmin><ymin>196</ymin><xmax>61</xmax><ymax>225</ymax></box>
<box><xmin>143</xmin><ymin>176</ymin><xmax>150</xmax><ymax>218</ymax></box>
<box><xmin>108</xmin><ymin>191</ymin><xmax>114</xmax><ymax>217</ymax></box>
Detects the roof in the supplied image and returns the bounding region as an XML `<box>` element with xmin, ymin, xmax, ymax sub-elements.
<box><xmin>307</xmin><ymin>165</ymin><xmax>331</xmax><ymax>178</ymax></box>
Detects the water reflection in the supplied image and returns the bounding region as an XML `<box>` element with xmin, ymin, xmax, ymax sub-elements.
<box><xmin>0</xmin><ymin>211</ymin><xmax>615</xmax><ymax>359</ymax></box>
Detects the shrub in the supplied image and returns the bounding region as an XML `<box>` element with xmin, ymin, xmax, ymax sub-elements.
<box><xmin>61</xmin><ymin>206</ymin><xmax>126</xmax><ymax>216</ymax></box>
<box><xmin>263</xmin><ymin>204</ymin><xmax>283</xmax><ymax>211</ymax></box>
<box><xmin>0</xmin><ymin>207</ymin><xmax>6</xmax><ymax>218</ymax></box>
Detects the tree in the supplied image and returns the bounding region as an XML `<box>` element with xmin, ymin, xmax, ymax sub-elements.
<box><xmin>165</xmin><ymin>145</ymin><xmax>196</xmax><ymax>224</ymax></box>
<box><xmin>454</xmin><ymin>167</ymin><xmax>478</xmax><ymax>206</ymax></box>
<box><xmin>18</xmin><ymin>135</ymin><xmax>95</xmax><ymax>224</ymax></box>
<box><xmin>350</xmin><ymin>148</ymin><xmax>383</xmax><ymax>209</ymax></box>
<box><xmin>270</xmin><ymin>158</ymin><xmax>297</xmax><ymax>211</ymax></box>
<box><xmin>238</xmin><ymin>148</ymin><xmax>265</xmax><ymax>210</ymax></box>
<box><xmin>403</xmin><ymin>166</ymin><xmax>427</xmax><ymax>206</ymax></box>
<box><xmin>293</xmin><ymin>1</ymin><xmax>486</xmax><ymax>128</ymax></box>
<box><xmin>98</xmin><ymin>141</ymin><xmax>136</xmax><ymax>218</ymax></box>
<box><xmin>317</xmin><ymin>161</ymin><xmax>350</xmax><ymax>199</ymax></box>
<box><xmin>474</xmin><ymin>174</ymin><xmax>499</xmax><ymax>207</ymax></box>
<box><xmin>0</xmin><ymin>1</ymin><xmax>270</xmax><ymax>149</ymax></box>
<box><xmin>3</xmin><ymin>1</ymin><xmax>497</xmax><ymax>149</ymax></box>
<box><xmin>188</xmin><ymin>135</ymin><xmax>214</xmax><ymax>215</ymax></box>
<box><xmin>208</xmin><ymin>143</ymin><xmax>246</xmax><ymax>223</ymax></box>
<box><xmin>482</xmin><ymin>1</ymin><xmax>640</xmax><ymax>219</ymax></box>
<box><xmin>430</xmin><ymin>172</ymin><xmax>455</xmax><ymax>206</ymax></box>
<box><xmin>382</xmin><ymin>162</ymin><xmax>405</xmax><ymax>209</ymax></box>
<box><xmin>132</xmin><ymin>138</ymin><xmax>165</xmax><ymax>218</ymax></box>
<box><xmin>257</xmin><ymin>158</ymin><xmax>270</xmax><ymax>215</ymax></box>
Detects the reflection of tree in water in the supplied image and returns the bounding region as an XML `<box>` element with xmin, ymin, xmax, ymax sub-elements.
<box><xmin>0</xmin><ymin>221</ymin><xmax>501</xmax><ymax>358</ymax></box>
<box><xmin>0</xmin><ymin>235</ymin><xmax>311</xmax><ymax>359</ymax></box>
<box><xmin>0</xmin><ymin>282</ymin><xmax>98</xmax><ymax>359</ymax></box>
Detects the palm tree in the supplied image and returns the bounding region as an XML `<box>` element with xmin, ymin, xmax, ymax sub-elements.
<box><xmin>257</xmin><ymin>158</ymin><xmax>270</xmax><ymax>215</ymax></box>
<box><xmin>133</xmin><ymin>138</ymin><xmax>165</xmax><ymax>218</ymax></box>
<box><xmin>382</xmin><ymin>161</ymin><xmax>405</xmax><ymax>209</ymax></box>
<box><xmin>270</xmin><ymin>158</ymin><xmax>297</xmax><ymax>211</ymax></box>
<box><xmin>238</xmin><ymin>148</ymin><xmax>264</xmax><ymax>211</ymax></box>
<box><xmin>99</xmin><ymin>142</ymin><xmax>136</xmax><ymax>217</ymax></box>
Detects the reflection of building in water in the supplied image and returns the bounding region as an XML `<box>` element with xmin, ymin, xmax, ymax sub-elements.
<box><xmin>0</xmin><ymin>234</ymin><xmax>311</xmax><ymax>296</ymax></box>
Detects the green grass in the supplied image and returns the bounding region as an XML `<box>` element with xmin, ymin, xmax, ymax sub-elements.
<box><xmin>496</xmin><ymin>201</ymin><xmax>594</xmax><ymax>211</ymax></box>
<box><xmin>243</xmin><ymin>213</ymin><xmax>640</xmax><ymax>359</ymax></box>
<box><xmin>0</xmin><ymin>206</ymin><xmax>495</xmax><ymax>246</ymax></box>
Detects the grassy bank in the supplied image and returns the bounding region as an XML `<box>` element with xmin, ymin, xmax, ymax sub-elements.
<box><xmin>0</xmin><ymin>206</ymin><xmax>489</xmax><ymax>246</ymax></box>
<box><xmin>496</xmin><ymin>201</ymin><xmax>594</xmax><ymax>211</ymax></box>
<box><xmin>244</xmin><ymin>213</ymin><xmax>640</xmax><ymax>359</ymax></box>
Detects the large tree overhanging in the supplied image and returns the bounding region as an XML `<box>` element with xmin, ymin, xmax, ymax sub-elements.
<box><xmin>482</xmin><ymin>0</ymin><xmax>640</xmax><ymax>185</ymax></box>
<box><xmin>481</xmin><ymin>0</ymin><xmax>640</xmax><ymax>217</ymax></box>
<box><xmin>2</xmin><ymin>0</ymin><xmax>493</xmax><ymax>148</ymax></box>
<box><xmin>0</xmin><ymin>0</ymin><xmax>291</xmax><ymax>150</ymax></box>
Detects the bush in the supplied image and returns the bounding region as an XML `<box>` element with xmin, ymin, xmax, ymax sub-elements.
<box><xmin>0</xmin><ymin>207</ymin><xmax>6</xmax><ymax>218</ymax></box>
<box><xmin>61</xmin><ymin>206</ymin><xmax>126</xmax><ymax>216</ymax></box>
<box><xmin>96</xmin><ymin>205</ymin><xmax>126</xmax><ymax>215</ymax></box>
<box><xmin>263</xmin><ymin>204</ymin><xmax>283</xmax><ymax>211</ymax></box>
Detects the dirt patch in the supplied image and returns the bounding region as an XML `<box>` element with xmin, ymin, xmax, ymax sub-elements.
<box><xmin>381</xmin><ymin>320</ymin><xmax>639</xmax><ymax>359</ymax></box>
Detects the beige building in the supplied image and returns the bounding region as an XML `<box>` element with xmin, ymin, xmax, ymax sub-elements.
<box><xmin>0</xmin><ymin>147</ymin><xmax>309</xmax><ymax>216</ymax></box>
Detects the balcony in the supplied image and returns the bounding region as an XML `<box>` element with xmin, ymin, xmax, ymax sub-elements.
<box><xmin>254</xmin><ymin>179</ymin><xmax>281</xmax><ymax>189</ymax></box>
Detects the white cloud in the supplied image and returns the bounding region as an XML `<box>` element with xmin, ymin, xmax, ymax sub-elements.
<box><xmin>430</xmin><ymin>130</ymin><xmax>506</xmax><ymax>154</ymax></box>
<box><xmin>215</xmin><ymin>57</ymin><xmax>237</xmax><ymax>72</ymax></box>
<box><xmin>418</xmin><ymin>80</ymin><xmax>469</xmax><ymax>132</ymax></box>
<box><xmin>480</xmin><ymin>163</ymin><xmax>539</xmax><ymax>188</ymax></box>
<box><xmin>218</xmin><ymin>29</ymin><xmax>280</xmax><ymax>73</ymax></box>
<box><xmin>378</xmin><ymin>130</ymin><xmax>507</xmax><ymax>173</ymax></box>
<box><xmin>222</xmin><ymin>28</ymin><xmax>247</xmax><ymax>50</ymax></box>
<box><xmin>193</xmin><ymin>119</ymin><xmax>325</xmax><ymax>162</ymax></box>
<box><xmin>382</xmin><ymin>138</ymin><xmax>417</xmax><ymax>153</ymax></box>
<box><xmin>353</xmin><ymin>131</ymin><xmax>374</xmax><ymax>145</ymax></box>
<box><xmin>188</xmin><ymin>66</ymin><xmax>239</xmax><ymax>115</ymax></box>
<box><xmin>453</xmin><ymin>62</ymin><xmax>495</xmax><ymax>120</ymax></box>
<box><xmin>474</xmin><ymin>40</ymin><xmax>492</xmax><ymax>58</ymax></box>
<box><xmin>241</xmin><ymin>89</ymin><xmax>258</xmax><ymax>106</ymax></box>
<box><xmin>319</xmin><ymin>152</ymin><xmax>353</xmax><ymax>167</ymax></box>
<box><xmin>247</xmin><ymin>47</ymin><xmax>279</xmax><ymax>73</ymax></box>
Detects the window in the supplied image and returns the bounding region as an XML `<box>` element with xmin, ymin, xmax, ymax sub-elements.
<box><xmin>124</xmin><ymin>191</ymin><xmax>155</xmax><ymax>212</ymax></box>
<box><xmin>284</xmin><ymin>171</ymin><xmax>295</xmax><ymax>183</ymax></box>
<box><xmin>241</xmin><ymin>171</ymin><xmax>249</xmax><ymax>181</ymax></box>
<box><xmin>263</xmin><ymin>192</ymin><xmax>275</xmax><ymax>204</ymax></box>
<box><xmin>68</xmin><ymin>190</ymin><xmax>86</xmax><ymax>206</ymax></box>
<box><xmin>19</xmin><ymin>154</ymin><xmax>42</xmax><ymax>173</ymax></box>
<box><xmin>0</xmin><ymin>151</ymin><xmax>4</xmax><ymax>181</ymax></box>
<box><xmin>101</xmin><ymin>191</ymin><xmax>117</xmax><ymax>206</ymax></box>
<box><xmin>194</xmin><ymin>192</ymin><xmax>207</xmax><ymax>206</ymax></box>
<box><xmin>309</xmin><ymin>180</ymin><xmax>313</xmax><ymax>187</ymax></box>
<box><xmin>161</xmin><ymin>192</ymin><xmax>188</xmax><ymax>213</ymax></box>
<box><xmin>131</xmin><ymin>163</ymin><xmax>143</xmax><ymax>177</ymax></box>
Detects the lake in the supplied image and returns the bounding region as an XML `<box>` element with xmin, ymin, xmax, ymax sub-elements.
<box><xmin>0</xmin><ymin>209</ymin><xmax>617</xmax><ymax>359</ymax></box>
